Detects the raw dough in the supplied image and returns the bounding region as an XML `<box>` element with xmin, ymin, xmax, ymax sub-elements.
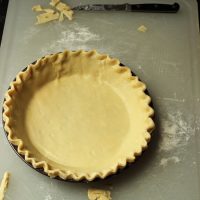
<box><xmin>36</xmin><ymin>12</ymin><xmax>59</xmax><ymax>24</ymax></box>
<box><xmin>62</xmin><ymin>10</ymin><xmax>73</xmax><ymax>21</ymax></box>
<box><xmin>88</xmin><ymin>189</ymin><xmax>111</xmax><ymax>200</ymax></box>
<box><xmin>50</xmin><ymin>0</ymin><xmax>60</xmax><ymax>7</ymax></box>
<box><xmin>59</xmin><ymin>11</ymin><xmax>64</xmax><ymax>22</ymax></box>
<box><xmin>32</xmin><ymin>5</ymin><xmax>43</xmax><ymax>12</ymax></box>
<box><xmin>56</xmin><ymin>2</ymin><xmax>71</xmax><ymax>11</ymax></box>
<box><xmin>137</xmin><ymin>25</ymin><xmax>147</xmax><ymax>33</ymax></box>
<box><xmin>0</xmin><ymin>172</ymin><xmax>10</xmax><ymax>200</ymax></box>
<box><xmin>32</xmin><ymin>5</ymin><xmax>55</xmax><ymax>13</ymax></box>
<box><xmin>33</xmin><ymin>0</ymin><xmax>73</xmax><ymax>24</ymax></box>
<box><xmin>3</xmin><ymin>50</ymin><xmax>154</xmax><ymax>181</ymax></box>
<box><xmin>43</xmin><ymin>9</ymin><xmax>55</xmax><ymax>13</ymax></box>
<box><xmin>55</xmin><ymin>2</ymin><xmax>74</xmax><ymax>20</ymax></box>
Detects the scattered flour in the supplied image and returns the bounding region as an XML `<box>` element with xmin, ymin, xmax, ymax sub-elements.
<box><xmin>23</xmin><ymin>26</ymin><xmax>40</xmax><ymax>43</ymax></box>
<box><xmin>157</xmin><ymin>97</ymin><xmax>185</xmax><ymax>103</ymax></box>
<box><xmin>45</xmin><ymin>194</ymin><xmax>53</xmax><ymax>200</ymax></box>
<box><xmin>137</xmin><ymin>65</ymin><xmax>150</xmax><ymax>78</ymax></box>
<box><xmin>41</xmin><ymin>23</ymin><xmax>102</xmax><ymax>54</ymax></box>
<box><xmin>39</xmin><ymin>185</ymin><xmax>44</xmax><ymax>190</ymax></box>
<box><xmin>160</xmin><ymin>156</ymin><xmax>180</xmax><ymax>167</ymax></box>
<box><xmin>159</xmin><ymin>111</ymin><xmax>194</xmax><ymax>152</ymax></box>
<box><xmin>22</xmin><ymin>22</ymin><xmax>102</xmax><ymax>55</ymax></box>
<box><xmin>157</xmin><ymin>92</ymin><xmax>185</xmax><ymax>103</ymax></box>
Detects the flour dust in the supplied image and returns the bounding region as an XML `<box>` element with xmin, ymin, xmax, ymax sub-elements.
<box><xmin>159</xmin><ymin>110</ymin><xmax>194</xmax><ymax>153</ymax></box>
<box><xmin>45</xmin><ymin>194</ymin><xmax>53</xmax><ymax>200</ymax></box>
<box><xmin>159</xmin><ymin>156</ymin><xmax>180</xmax><ymax>167</ymax></box>
<box><xmin>41</xmin><ymin>23</ymin><xmax>102</xmax><ymax>54</ymax></box>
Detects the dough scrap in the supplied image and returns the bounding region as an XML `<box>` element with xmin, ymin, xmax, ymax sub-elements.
<box><xmin>33</xmin><ymin>0</ymin><xmax>73</xmax><ymax>24</ymax></box>
<box><xmin>88</xmin><ymin>189</ymin><xmax>112</xmax><ymax>200</ymax></box>
<box><xmin>32</xmin><ymin>5</ymin><xmax>43</xmax><ymax>12</ymax></box>
<box><xmin>43</xmin><ymin>9</ymin><xmax>55</xmax><ymax>13</ymax></box>
<box><xmin>59</xmin><ymin>11</ymin><xmax>64</xmax><ymax>22</ymax></box>
<box><xmin>55</xmin><ymin>2</ymin><xmax>74</xmax><ymax>21</ymax></box>
<box><xmin>56</xmin><ymin>2</ymin><xmax>71</xmax><ymax>11</ymax></box>
<box><xmin>0</xmin><ymin>172</ymin><xmax>10</xmax><ymax>200</ymax></box>
<box><xmin>36</xmin><ymin>12</ymin><xmax>59</xmax><ymax>24</ymax></box>
<box><xmin>62</xmin><ymin>9</ymin><xmax>73</xmax><ymax>21</ymax></box>
<box><xmin>137</xmin><ymin>25</ymin><xmax>147</xmax><ymax>33</ymax></box>
<box><xmin>50</xmin><ymin>0</ymin><xmax>60</xmax><ymax>7</ymax></box>
<box><xmin>32</xmin><ymin>5</ymin><xmax>55</xmax><ymax>13</ymax></box>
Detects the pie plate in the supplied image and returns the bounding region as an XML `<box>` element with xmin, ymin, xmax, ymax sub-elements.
<box><xmin>2</xmin><ymin>50</ymin><xmax>155</xmax><ymax>181</ymax></box>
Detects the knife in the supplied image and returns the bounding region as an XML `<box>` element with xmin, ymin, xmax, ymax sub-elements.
<box><xmin>73</xmin><ymin>2</ymin><xmax>180</xmax><ymax>13</ymax></box>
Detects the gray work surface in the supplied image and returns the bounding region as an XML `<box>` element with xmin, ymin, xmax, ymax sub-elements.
<box><xmin>0</xmin><ymin>0</ymin><xmax>200</xmax><ymax>199</ymax></box>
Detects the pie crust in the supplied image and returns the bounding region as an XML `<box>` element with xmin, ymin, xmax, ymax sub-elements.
<box><xmin>2</xmin><ymin>50</ymin><xmax>154</xmax><ymax>181</ymax></box>
<box><xmin>0</xmin><ymin>172</ymin><xmax>10</xmax><ymax>200</ymax></box>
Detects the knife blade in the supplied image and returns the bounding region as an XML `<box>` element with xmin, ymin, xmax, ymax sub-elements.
<box><xmin>73</xmin><ymin>3</ymin><xmax>180</xmax><ymax>13</ymax></box>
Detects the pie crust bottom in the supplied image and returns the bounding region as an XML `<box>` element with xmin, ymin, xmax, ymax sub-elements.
<box><xmin>3</xmin><ymin>50</ymin><xmax>154</xmax><ymax>181</ymax></box>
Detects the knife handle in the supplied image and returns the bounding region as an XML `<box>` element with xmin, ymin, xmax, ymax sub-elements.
<box><xmin>129</xmin><ymin>3</ymin><xmax>180</xmax><ymax>13</ymax></box>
